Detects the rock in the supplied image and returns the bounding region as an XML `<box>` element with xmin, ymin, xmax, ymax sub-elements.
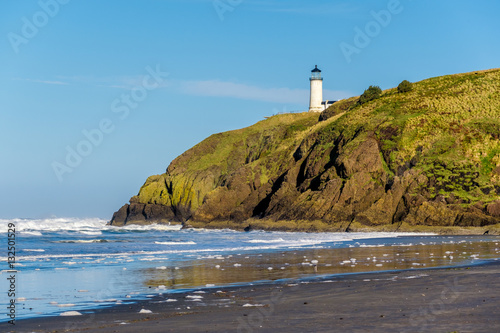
<box><xmin>109</xmin><ymin>203</ymin><xmax>179</xmax><ymax>226</ymax></box>
<box><xmin>454</xmin><ymin>212</ymin><xmax>498</xmax><ymax>227</ymax></box>
<box><xmin>336</xmin><ymin>136</ymin><xmax>384</xmax><ymax>177</ymax></box>
<box><xmin>110</xmin><ymin>204</ymin><xmax>129</xmax><ymax>226</ymax></box>
<box><xmin>487</xmin><ymin>201</ymin><xmax>500</xmax><ymax>217</ymax></box>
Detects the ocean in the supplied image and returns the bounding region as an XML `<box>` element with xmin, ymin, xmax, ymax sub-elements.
<box><xmin>1</xmin><ymin>217</ymin><xmax>499</xmax><ymax>322</ymax></box>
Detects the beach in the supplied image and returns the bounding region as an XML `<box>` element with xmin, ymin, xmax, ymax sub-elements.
<box><xmin>4</xmin><ymin>261</ymin><xmax>500</xmax><ymax>333</ymax></box>
<box><xmin>2</xmin><ymin>218</ymin><xmax>500</xmax><ymax>332</ymax></box>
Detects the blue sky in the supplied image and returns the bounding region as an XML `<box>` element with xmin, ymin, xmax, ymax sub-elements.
<box><xmin>1</xmin><ymin>0</ymin><xmax>499</xmax><ymax>219</ymax></box>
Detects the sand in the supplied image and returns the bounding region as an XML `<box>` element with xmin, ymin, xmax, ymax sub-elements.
<box><xmin>3</xmin><ymin>261</ymin><xmax>500</xmax><ymax>333</ymax></box>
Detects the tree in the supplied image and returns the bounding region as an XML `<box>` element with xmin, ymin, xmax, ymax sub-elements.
<box><xmin>397</xmin><ymin>80</ymin><xmax>413</xmax><ymax>93</ymax></box>
<box><xmin>359</xmin><ymin>85</ymin><xmax>382</xmax><ymax>105</ymax></box>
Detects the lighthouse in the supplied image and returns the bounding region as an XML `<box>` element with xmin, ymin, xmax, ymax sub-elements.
<box><xmin>309</xmin><ymin>65</ymin><xmax>323</xmax><ymax>112</ymax></box>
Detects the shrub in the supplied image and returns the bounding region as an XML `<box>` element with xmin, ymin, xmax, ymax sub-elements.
<box><xmin>397</xmin><ymin>80</ymin><xmax>413</xmax><ymax>93</ymax></box>
<box><xmin>359</xmin><ymin>85</ymin><xmax>382</xmax><ymax>105</ymax></box>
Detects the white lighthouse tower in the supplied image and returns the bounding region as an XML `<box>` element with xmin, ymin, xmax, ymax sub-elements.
<box><xmin>309</xmin><ymin>65</ymin><xmax>323</xmax><ymax>112</ymax></box>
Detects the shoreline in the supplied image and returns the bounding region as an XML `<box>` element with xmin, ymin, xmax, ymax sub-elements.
<box><xmin>4</xmin><ymin>260</ymin><xmax>500</xmax><ymax>333</ymax></box>
<box><xmin>127</xmin><ymin>219</ymin><xmax>500</xmax><ymax>235</ymax></box>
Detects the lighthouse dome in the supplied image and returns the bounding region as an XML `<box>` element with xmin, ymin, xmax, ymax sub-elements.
<box><xmin>311</xmin><ymin>65</ymin><xmax>321</xmax><ymax>73</ymax></box>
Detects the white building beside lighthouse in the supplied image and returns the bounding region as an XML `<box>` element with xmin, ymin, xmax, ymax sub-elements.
<box><xmin>309</xmin><ymin>65</ymin><xmax>335</xmax><ymax>112</ymax></box>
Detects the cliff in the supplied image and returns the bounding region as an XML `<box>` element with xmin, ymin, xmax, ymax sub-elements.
<box><xmin>110</xmin><ymin>69</ymin><xmax>500</xmax><ymax>233</ymax></box>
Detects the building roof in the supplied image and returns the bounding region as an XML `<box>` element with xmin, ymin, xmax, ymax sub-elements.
<box><xmin>311</xmin><ymin>65</ymin><xmax>321</xmax><ymax>73</ymax></box>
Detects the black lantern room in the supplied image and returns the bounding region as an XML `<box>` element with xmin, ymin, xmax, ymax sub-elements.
<box><xmin>311</xmin><ymin>65</ymin><xmax>322</xmax><ymax>80</ymax></box>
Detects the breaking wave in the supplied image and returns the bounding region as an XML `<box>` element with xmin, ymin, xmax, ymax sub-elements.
<box><xmin>0</xmin><ymin>217</ymin><xmax>182</xmax><ymax>234</ymax></box>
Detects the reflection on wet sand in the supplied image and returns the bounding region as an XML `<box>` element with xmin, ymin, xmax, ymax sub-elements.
<box><xmin>143</xmin><ymin>239</ymin><xmax>500</xmax><ymax>290</ymax></box>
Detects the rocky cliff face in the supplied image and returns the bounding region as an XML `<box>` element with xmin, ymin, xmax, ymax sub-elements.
<box><xmin>110</xmin><ymin>69</ymin><xmax>500</xmax><ymax>232</ymax></box>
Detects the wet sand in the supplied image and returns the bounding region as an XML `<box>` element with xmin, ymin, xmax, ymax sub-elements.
<box><xmin>3</xmin><ymin>261</ymin><xmax>500</xmax><ymax>333</ymax></box>
<box><xmin>140</xmin><ymin>239</ymin><xmax>500</xmax><ymax>290</ymax></box>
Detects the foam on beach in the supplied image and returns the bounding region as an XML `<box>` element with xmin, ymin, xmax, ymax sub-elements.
<box><xmin>60</xmin><ymin>311</ymin><xmax>82</xmax><ymax>316</ymax></box>
<box><xmin>186</xmin><ymin>295</ymin><xmax>203</xmax><ymax>299</ymax></box>
<box><xmin>246</xmin><ymin>238</ymin><xmax>285</xmax><ymax>243</ymax></box>
<box><xmin>155</xmin><ymin>241</ymin><xmax>196</xmax><ymax>245</ymax></box>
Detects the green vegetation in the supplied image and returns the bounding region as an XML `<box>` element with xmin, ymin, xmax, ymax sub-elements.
<box><xmin>358</xmin><ymin>85</ymin><xmax>382</xmax><ymax>105</ymax></box>
<box><xmin>122</xmin><ymin>68</ymin><xmax>500</xmax><ymax>231</ymax></box>
<box><xmin>397</xmin><ymin>80</ymin><xmax>413</xmax><ymax>93</ymax></box>
<box><xmin>182</xmin><ymin>112</ymin><xmax>317</xmax><ymax>173</ymax></box>
<box><xmin>332</xmin><ymin>68</ymin><xmax>500</xmax><ymax>206</ymax></box>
